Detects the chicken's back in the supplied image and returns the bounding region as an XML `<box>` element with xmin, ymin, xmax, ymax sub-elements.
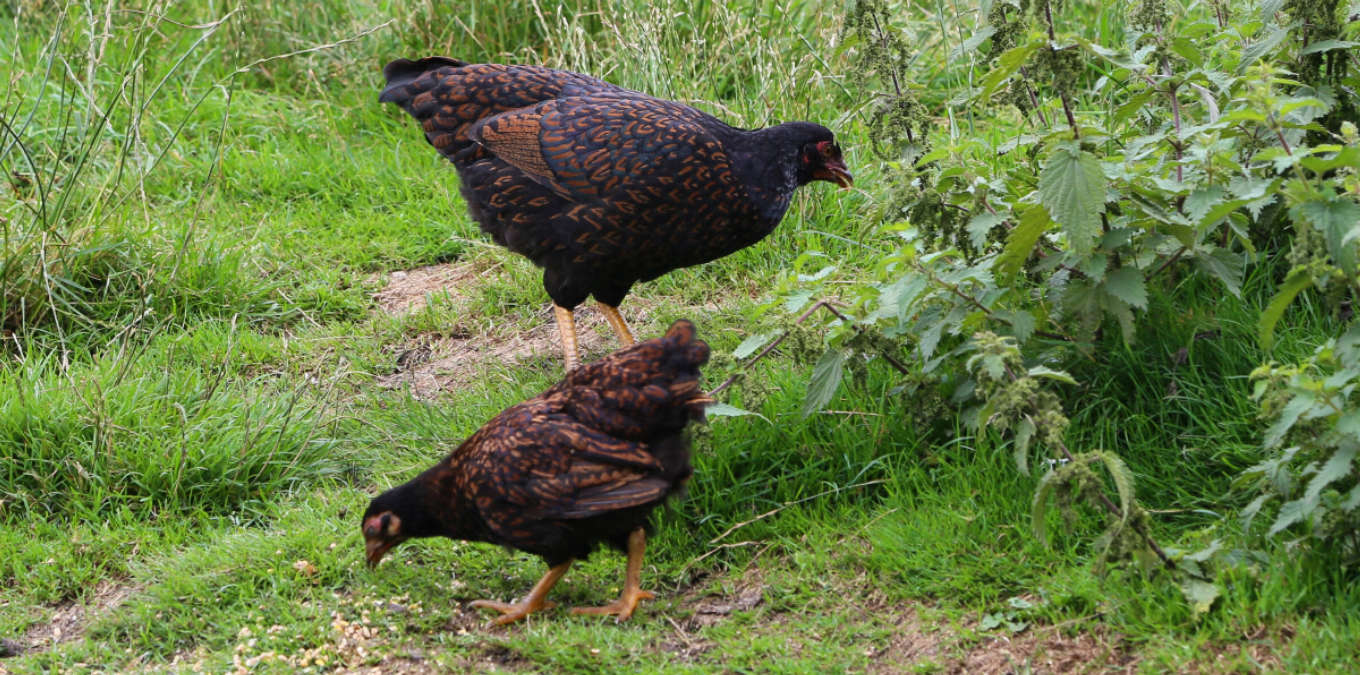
<box><xmin>378</xmin><ymin>58</ymin><xmax>628</xmax><ymax>165</ymax></box>
<box><xmin>455</xmin><ymin>320</ymin><xmax>710</xmax><ymax>564</ymax></box>
<box><xmin>554</xmin><ymin>318</ymin><xmax>711</xmax><ymax>441</ymax></box>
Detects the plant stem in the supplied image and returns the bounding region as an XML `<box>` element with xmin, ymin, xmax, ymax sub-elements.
<box><xmin>709</xmin><ymin>299</ymin><xmax>911</xmax><ymax>396</ymax></box>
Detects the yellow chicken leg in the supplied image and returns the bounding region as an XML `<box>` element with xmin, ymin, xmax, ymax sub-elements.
<box><xmin>470</xmin><ymin>561</ymin><xmax>572</xmax><ymax>626</ymax></box>
<box><xmin>553</xmin><ymin>305</ymin><xmax>581</xmax><ymax>371</ymax></box>
<box><xmin>597</xmin><ymin>302</ymin><xmax>636</xmax><ymax>346</ymax></box>
<box><xmin>570</xmin><ymin>528</ymin><xmax>655</xmax><ymax>622</ymax></box>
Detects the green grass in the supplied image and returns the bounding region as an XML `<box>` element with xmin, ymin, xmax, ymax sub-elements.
<box><xmin>2</xmin><ymin>0</ymin><xmax>1358</xmax><ymax>672</ymax></box>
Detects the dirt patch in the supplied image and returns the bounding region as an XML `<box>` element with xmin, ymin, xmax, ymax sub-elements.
<box><xmin>374</xmin><ymin>307</ymin><xmax>620</xmax><ymax>399</ymax></box>
<box><xmin>1181</xmin><ymin>624</ymin><xmax>1286</xmax><ymax>674</ymax></box>
<box><xmin>370</xmin><ymin>260</ymin><xmax>741</xmax><ymax>398</ymax></box>
<box><xmin>952</xmin><ymin>628</ymin><xmax>1135</xmax><ymax>674</ymax></box>
<box><xmin>372</xmin><ymin>261</ymin><xmax>497</xmax><ymax>315</ymax></box>
<box><xmin>866</xmin><ymin>609</ymin><xmax>952</xmax><ymax>673</ymax></box>
<box><xmin>16</xmin><ymin>580</ymin><xmax>138</xmax><ymax>655</ymax></box>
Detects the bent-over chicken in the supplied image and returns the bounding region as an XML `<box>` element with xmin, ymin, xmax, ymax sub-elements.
<box><xmin>361</xmin><ymin>320</ymin><xmax>710</xmax><ymax>624</ymax></box>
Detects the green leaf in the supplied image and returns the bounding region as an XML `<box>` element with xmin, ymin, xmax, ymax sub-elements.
<box><xmin>1103</xmin><ymin>266</ymin><xmax>1148</xmax><ymax>309</ymax></box>
<box><xmin>1300</xmin><ymin>39</ymin><xmax>1360</xmax><ymax>55</ymax></box>
<box><xmin>1238</xmin><ymin>25</ymin><xmax>1289</xmax><ymax>73</ymax></box>
<box><xmin>967</xmin><ymin>212</ymin><xmax>1008</xmax><ymax>249</ymax></box>
<box><xmin>1184</xmin><ymin>186</ymin><xmax>1226</xmax><ymax>224</ymax></box>
<box><xmin>1296</xmin><ymin>197</ymin><xmax>1360</xmax><ymax>276</ymax></box>
<box><xmin>1195</xmin><ymin>248</ymin><xmax>1245</xmax><ymax>299</ymax></box>
<box><xmin>979</xmin><ymin>42</ymin><xmax>1041</xmax><ymax>100</ymax></box>
<box><xmin>1032</xmin><ymin>468</ymin><xmax>1059</xmax><ymax>547</ymax></box>
<box><xmin>1108</xmin><ymin>295</ymin><xmax>1137</xmax><ymax>343</ymax></box>
<box><xmin>1302</xmin><ymin>441</ymin><xmax>1358</xmax><ymax>505</ymax></box>
<box><xmin>995</xmin><ymin>206</ymin><xmax>1053</xmax><ymax>281</ymax></box>
<box><xmin>783</xmin><ymin>289</ymin><xmax>814</xmax><ymax>313</ymax></box>
<box><xmin>1241</xmin><ymin>493</ymin><xmax>1273</xmax><ymax>529</ymax></box>
<box><xmin>1179</xmin><ymin>577</ymin><xmax>1221</xmax><ymax>616</ymax></box>
<box><xmin>918</xmin><ymin>319</ymin><xmax>945</xmax><ymax>362</ymax></box>
<box><xmin>1014</xmin><ymin>417</ymin><xmax>1036</xmax><ymax>476</ymax></box>
<box><xmin>1267</xmin><ymin>496</ymin><xmax>1314</xmax><ymax>536</ymax></box>
<box><xmin>706</xmin><ymin>402</ymin><xmax>770</xmax><ymax>423</ymax></box>
<box><xmin>1027</xmin><ymin>365</ymin><xmax>1077</xmax><ymax>385</ymax></box>
<box><xmin>1039</xmin><ymin>144</ymin><xmax>1106</xmax><ymax>257</ymax></box>
<box><xmin>1000</xmin><ymin>309</ymin><xmax>1036</xmax><ymax>343</ymax></box>
<box><xmin>1259</xmin><ymin>268</ymin><xmax>1313</xmax><ymax>349</ymax></box>
<box><xmin>1343</xmin><ymin>484</ymin><xmax>1360</xmax><ymax>512</ymax></box>
<box><xmin>1264</xmin><ymin>394</ymin><xmax>1315</xmax><ymax>448</ymax></box>
<box><xmin>733</xmin><ymin>332</ymin><xmax>775</xmax><ymax>360</ymax></box>
<box><xmin>956</xmin><ymin>25</ymin><xmax>996</xmax><ymax>58</ymax></box>
<box><xmin>1096</xmin><ymin>451</ymin><xmax>1137</xmax><ymax>526</ymax></box>
<box><xmin>1337</xmin><ymin>410</ymin><xmax>1360</xmax><ymax>442</ymax></box>
<box><xmin>801</xmin><ymin>348</ymin><xmax>848</xmax><ymax>418</ymax></box>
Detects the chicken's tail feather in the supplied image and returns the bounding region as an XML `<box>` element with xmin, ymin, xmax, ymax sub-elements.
<box><xmin>378</xmin><ymin>56</ymin><xmax>468</xmax><ymax>105</ymax></box>
<box><xmin>560</xmin><ymin>319</ymin><xmax>712</xmax><ymax>436</ymax></box>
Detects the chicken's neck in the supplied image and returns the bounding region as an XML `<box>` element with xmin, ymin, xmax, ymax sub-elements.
<box><xmin>719</xmin><ymin>127</ymin><xmax>799</xmax><ymax>226</ymax></box>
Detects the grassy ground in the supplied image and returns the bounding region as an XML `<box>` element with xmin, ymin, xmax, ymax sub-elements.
<box><xmin>2</xmin><ymin>1</ymin><xmax>1357</xmax><ymax>672</ymax></box>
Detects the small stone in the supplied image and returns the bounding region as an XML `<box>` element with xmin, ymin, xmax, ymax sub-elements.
<box><xmin>0</xmin><ymin>638</ymin><xmax>24</xmax><ymax>657</ymax></box>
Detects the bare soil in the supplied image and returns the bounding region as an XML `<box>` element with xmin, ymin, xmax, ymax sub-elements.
<box><xmin>370</xmin><ymin>261</ymin><xmax>735</xmax><ymax>398</ymax></box>
<box><xmin>372</xmin><ymin>261</ymin><xmax>499</xmax><ymax>316</ymax></box>
<box><xmin>16</xmin><ymin>580</ymin><xmax>137</xmax><ymax>655</ymax></box>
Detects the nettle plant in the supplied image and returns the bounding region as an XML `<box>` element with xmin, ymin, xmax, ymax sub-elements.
<box><xmin>732</xmin><ymin>0</ymin><xmax>1360</xmax><ymax>596</ymax></box>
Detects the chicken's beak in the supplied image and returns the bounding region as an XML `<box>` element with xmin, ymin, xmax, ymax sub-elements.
<box><xmin>365</xmin><ymin>538</ymin><xmax>396</xmax><ymax>568</ymax></box>
<box><xmin>813</xmin><ymin>160</ymin><xmax>854</xmax><ymax>189</ymax></box>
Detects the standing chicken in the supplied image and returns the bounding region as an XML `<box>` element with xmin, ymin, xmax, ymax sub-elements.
<box><xmin>361</xmin><ymin>320</ymin><xmax>710</xmax><ymax>624</ymax></box>
<box><xmin>379</xmin><ymin>57</ymin><xmax>851</xmax><ymax>370</ymax></box>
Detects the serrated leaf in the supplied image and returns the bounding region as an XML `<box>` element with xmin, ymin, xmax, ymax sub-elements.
<box><xmin>1111</xmin><ymin>90</ymin><xmax>1158</xmax><ymax>128</ymax></box>
<box><xmin>1196</xmin><ymin>248</ymin><xmax>1245</xmax><ymax>298</ymax></box>
<box><xmin>995</xmin><ymin>206</ymin><xmax>1052</xmax><ymax>281</ymax></box>
<box><xmin>979</xmin><ymin>42</ymin><xmax>1041</xmax><ymax>100</ymax></box>
<box><xmin>1296</xmin><ymin>197</ymin><xmax>1360</xmax><ymax>275</ymax></box>
<box><xmin>783</xmin><ymin>289</ymin><xmax>814</xmax><ymax>313</ymax></box>
<box><xmin>1264</xmin><ymin>394</ymin><xmax>1315</xmax><ymax>448</ymax></box>
<box><xmin>917</xmin><ymin>318</ymin><xmax>944</xmax><ymax>362</ymax></box>
<box><xmin>1027</xmin><ymin>365</ymin><xmax>1077</xmax><ymax>385</ymax></box>
<box><xmin>801</xmin><ymin>348</ymin><xmax>848</xmax><ymax>418</ymax></box>
<box><xmin>1337</xmin><ymin>411</ymin><xmax>1360</xmax><ymax>442</ymax></box>
<box><xmin>1241</xmin><ymin>493</ymin><xmax>1272</xmax><ymax>529</ymax></box>
<box><xmin>1000</xmin><ymin>309</ymin><xmax>1037</xmax><ymax>343</ymax></box>
<box><xmin>1097</xmin><ymin>451</ymin><xmax>1137</xmax><ymax>526</ymax></box>
<box><xmin>1108</xmin><ymin>295</ymin><xmax>1137</xmax><ymax>343</ymax></box>
<box><xmin>1189</xmin><ymin>83</ymin><xmax>1220</xmax><ymax>123</ymax></box>
<box><xmin>1032</xmin><ymin>468</ymin><xmax>1059</xmax><ymax>547</ymax></box>
<box><xmin>1185</xmin><ymin>539</ymin><xmax>1223</xmax><ymax>563</ymax></box>
<box><xmin>1238</xmin><ymin>25</ymin><xmax>1289</xmax><ymax>74</ymax></box>
<box><xmin>1180</xmin><ymin>577</ymin><xmax>1221</xmax><ymax>616</ymax></box>
<box><xmin>706</xmin><ymin>402</ymin><xmax>770</xmax><ymax>423</ymax></box>
<box><xmin>798</xmin><ymin>265</ymin><xmax>837</xmax><ymax>283</ymax></box>
<box><xmin>1300</xmin><ymin>39</ymin><xmax>1360</xmax><ymax>55</ymax></box>
<box><xmin>1302</xmin><ymin>441</ymin><xmax>1358</xmax><ymax>505</ymax></box>
<box><xmin>1184</xmin><ymin>186</ymin><xmax>1226</xmax><ymax>224</ymax></box>
<box><xmin>1083</xmin><ymin>40</ymin><xmax>1148</xmax><ymax>71</ymax></box>
<box><xmin>1039</xmin><ymin>144</ymin><xmax>1106</xmax><ymax>257</ymax></box>
<box><xmin>955</xmin><ymin>25</ymin><xmax>996</xmax><ymax>58</ymax></box>
<box><xmin>733</xmin><ymin>332</ymin><xmax>775</xmax><ymax>360</ymax></box>
<box><xmin>1014</xmin><ymin>417</ymin><xmax>1036</xmax><ymax>476</ymax></box>
<box><xmin>1228</xmin><ymin>175</ymin><xmax>1274</xmax><ymax>200</ymax></box>
<box><xmin>1267</xmin><ymin>496</ymin><xmax>1314</xmax><ymax>536</ymax></box>
<box><xmin>1103</xmin><ymin>266</ymin><xmax>1148</xmax><ymax>309</ymax></box>
<box><xmin>1259</xmin><ymin>268</ymin><xmax>1313</xmax><ymax>349</ymax></box>
<box><xmin>1343</xmin><ymin>484</ymin><xmax>1360</xmax><ymax>512</ymax></box>
<box><xmin>967</xmin><ymin>212</ymin><xmax>1008</xmax><ymax>249</ymax></box>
